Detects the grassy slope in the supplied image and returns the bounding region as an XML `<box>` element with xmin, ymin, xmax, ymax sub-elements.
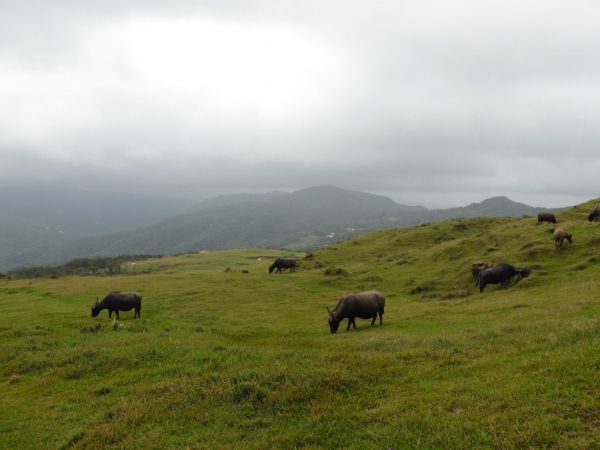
<box><xmin>1</xmin><ymin>202</ymin><xmax>600</xmax><ymax>449</ymax></box>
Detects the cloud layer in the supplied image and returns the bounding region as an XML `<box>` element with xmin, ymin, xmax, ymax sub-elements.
<box><xmin>1</xmin><ymin>1</ymin><xmax>599</xmax><ymax>206</ymax></box>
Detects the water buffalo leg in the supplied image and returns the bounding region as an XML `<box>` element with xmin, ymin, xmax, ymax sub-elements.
<box><xmin>352</xmin><ymin>318</ymin><xmax>357</xmax><ymax>329</ymax></box>
<box><xmin>115</xmin><ymin>310</ymin><xmax>120</xmax><ymax>320</ymax></box>
<box><xmin>371</xmin><ymin>316</ymin><xmax>376</xmax><ymax>326</ymax></box>
<box><xmin>379</xmin><ymin>311</ymin><xmax>383</xmax><ymax>325</ymax></box>
<box><xmin>109</xmin><ymin>310</ymin><xmax>112</xmax><ymax>319</ymax></box>
<box><xmin>346</xmin><ymin>319</ymin><xmax>352</xmax><ymax>331</ymax></box>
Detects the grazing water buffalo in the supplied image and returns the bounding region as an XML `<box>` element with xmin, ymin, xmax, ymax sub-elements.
<box><xmin>269</xmin><ymin>258</ymin><xmax>297</xmax><ymax>274</ymax></box>
<box><xmin>554</xmin><ymin>227</ymin><xmax>573</xmax><ymax>247</ymax></box>
<box><xmin>538</xmin><ymin>212</ymin><xmax>557</xmax><ymax>224</ymax></box>
<box><xmin>588</xmin><ymin>205</ymin><xmax>600</xmax><ymax>222</ymax></box>
<box><xmin>91</xmin><ymin>291</ymin><xmax>142</xmax><ymax>320</ymax></box>
<box><xmin>478</xmin><ymin>264</ymin><xmax>530</xmax><ymax>293</ymax></box>
<box><xmin>471</xmin><ymin>261</ymin><xmax>493</xmax><ymax>284</ymax></box>
<box><xmin>327</xmin><ymin>290</ymin><xmax>385</xmax><ymax>334</ymax></box>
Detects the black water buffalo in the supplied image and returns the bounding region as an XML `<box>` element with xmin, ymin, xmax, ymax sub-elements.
<box><xmin>478</xmin><ymin>264</ymin><xmax>530</xmax><ymax>293</ymax></box>
<box><xmin>554</xmin><ymin>227</ymin><xmax>573</xmax><ymax>247</ymax></box>
<box><xmin>588</xmin><ymin>205</ymin><xmax>600</xmax><ymax>222</ymax></box>
<box><xmin>91</xmin><ymin>291</ymin><xmax>142</xmax><ymax>319</ymax></box>
<box><xmin>471</xmin><ymin>261</ymin><xmax>493</xmax><ymax>284</ymax></box>
<box><xmin>538</xmin><ymin>212</ymin><xmax>557</xmax><ymax>224</ymax></box>
<box><xmin>327</xmin><ymin>290</ymin><xmax>385</xmax><ymax>333</ymax></box>
<box><xmin>269</xmin><ymin>258</ymin><xmax>297</xmax><ymax>274</ymax></box>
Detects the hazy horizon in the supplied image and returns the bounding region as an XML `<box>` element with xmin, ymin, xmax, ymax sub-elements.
<box><xmin>0</xmin><ymin>181</ymin><xmax>577</xmax><ymax>210</ymax></box>
<box><xmin>1</xmin><ymin>1</ymin><xmax>599</xmax><ymax>207</ymax></box>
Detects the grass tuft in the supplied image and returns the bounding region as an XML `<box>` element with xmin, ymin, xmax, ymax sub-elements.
<box><xmin>323</xmin><ymin>266</ymin><xmax>349</xmax><ymax>276</ymax></box>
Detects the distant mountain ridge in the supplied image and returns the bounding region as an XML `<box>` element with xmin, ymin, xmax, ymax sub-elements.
<box><xmin>426</xmin><ymin>196</ymin><xmax>552</xmax><ymax>221</ymax></box>
<box><xmin>0</xmin><ymin>186</ymin><xmax>560</xmax><ymax>270</ymax></box>
<box><xmin>195</xmin><ymin>191</ymin><xmax>287</xmax><ymax>210</ymax></box>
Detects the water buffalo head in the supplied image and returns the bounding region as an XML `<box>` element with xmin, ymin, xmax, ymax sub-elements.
<box><xmin>91</xmin><ymin>296</ymin><xmax>100</xmax><ymax>317</ymax></box>
<box><xmin>327</xmin><ymin>307</ymin><xmax>340</xmax><ymax>334</ymax></box>
<box><xmin>517</xmin><ymin>267</ymin><xmax>531</xmax><ymax>278</ymax></box>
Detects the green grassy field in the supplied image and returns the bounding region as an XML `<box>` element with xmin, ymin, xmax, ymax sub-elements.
<box><xmin>2</xmin><ymin>202</ymin><xmax>600</xmax><ymax>449</ymax></box>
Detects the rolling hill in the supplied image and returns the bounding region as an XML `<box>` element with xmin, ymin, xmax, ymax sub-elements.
<box><xmin>1</xmin><ymin>199</ymin><xmax>599</xmax><ymax>448</ymax></box>
<box><xmin>0</xmin><ymin>186</ymin><xmax>194</xmax><ymax>270</ymax></box>
<box><xmin>1</xmin><ymin>185</ymin><xmax>558</xmax><ymax>270</ymax></box>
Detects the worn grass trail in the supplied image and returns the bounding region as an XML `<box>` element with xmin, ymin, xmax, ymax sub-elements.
<box><xmin>2</xmin><ymin>203</ymin><xmax>600</xmax><ymax>449</ymax></box>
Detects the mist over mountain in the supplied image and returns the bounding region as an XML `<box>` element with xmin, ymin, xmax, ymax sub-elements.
<box><xmin>425</xmin><ymin>196</ymin><xmax>553</xmax><ymax>221</ymax></box>
<box><xmin>0</xmin><ymin>185</ymin><xmax>561</xmax><ymax>271</ymax></box>
<box><xmin>0</xmin><ymin>185</ymin><xmax>194</xmax><ymax>269</ymax></box>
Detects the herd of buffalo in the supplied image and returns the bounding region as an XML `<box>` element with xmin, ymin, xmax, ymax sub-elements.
<box><xmin>91</xmin><ymin>205</ymin><xmax>600</xmax><ymax>334</ymax></box>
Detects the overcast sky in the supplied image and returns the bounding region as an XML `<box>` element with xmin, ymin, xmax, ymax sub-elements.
<box><xmin>1</xmin><ymin>1</ymin><xmax>599</xmax><ymax>207</ymax></box>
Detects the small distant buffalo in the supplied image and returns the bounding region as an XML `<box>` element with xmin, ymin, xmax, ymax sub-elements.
<box><xmin>327</xmin><ymin>290</ymin><xmax>385</xmax><ymax>334</ymax></box>
<box><xmin>588</xmin><ymin>205</ymin><xmax>600</xmax><ymax>222</ymax></box>
<box><xmin>91</xmin><ymin>291</ymin><xmax>142</xmax><ymax>320</ymax></box>
<box><xmin>269</xmin><ymin>258</ymin><xmax>297</xmax><ymax>274</ymax></box>
<box><xmin>478</xmin><ymin>264</ymin><xmax>530</xmax><ymax>293</ymax></box>
<box><xmin>538</xmin><ymin>212</ymin><xmax>557</xmax><ymax>224</ymax></box>
<box><xmin>554</xmin><ymin>227</ymin><xmax>573</xmax><ymax>247</ymax></box>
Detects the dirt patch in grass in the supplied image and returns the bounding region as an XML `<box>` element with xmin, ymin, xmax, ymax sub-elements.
<box><xmin>409</xmin><ymin>282</ymin><xmax>435</xmax><ymax>295</ymax></box>
<box><xmin>7</xmin><ymin>373</ymin><xmax>21</xmax><ymax>384</ymax></box>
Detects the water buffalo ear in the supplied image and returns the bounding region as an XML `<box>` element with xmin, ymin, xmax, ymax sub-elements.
<box><xmin>95</xmin><ymin>296</ymin><xmax>98</xmax><ymax>305</ymax></box>
<box><xmin>326</xmin><ymin>306</ymin><xmax>330</xmax><ymax>314</ymax></box>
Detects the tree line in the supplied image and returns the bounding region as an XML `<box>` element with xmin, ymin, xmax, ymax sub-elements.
<box><xmin>2</xmin><ymin>255</ymin><xmax>160</xmax><ymax>279</ymax></box>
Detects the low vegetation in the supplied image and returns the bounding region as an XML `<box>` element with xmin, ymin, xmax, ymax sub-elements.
<box><xmin>7</xmin><ymin>255</ymin><xmax>160</xmax><ymax>279</ymax></box>
<box><xmin>1</xmin><ymin>201</ymin><xmax>600</xmax><ymax>448</ymax></box>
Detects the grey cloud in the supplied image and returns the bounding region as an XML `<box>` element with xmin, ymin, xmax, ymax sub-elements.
<box><xmin>1</xmin><ymin>1</ymin><xmax>599</xmax><ymax>208</ymax></box>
